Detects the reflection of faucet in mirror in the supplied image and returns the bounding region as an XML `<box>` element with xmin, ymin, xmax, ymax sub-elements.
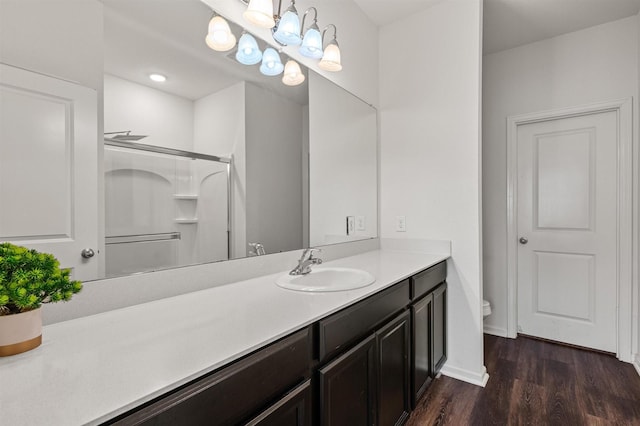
<box><xmin>290</xmin><ymin>248</ymin><xmax>322</xmax><ymax>275</ymax></box>
<box><xmin>248</xmin><ymin>242</ymin><xmax>266</xmax><ymax>256</ymax></box>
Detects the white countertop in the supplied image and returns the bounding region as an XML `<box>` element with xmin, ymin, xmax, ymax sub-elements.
<box><xmin>0</xmin><ymin>249</ymin><xmax>448</xmax><ymax>425</ymax></box>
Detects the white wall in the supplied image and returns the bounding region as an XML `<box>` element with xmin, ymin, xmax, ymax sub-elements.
<box><xmin>194</xmin><ymin>82</ymin><xmax>247</xmax><ymax>258</ymax></box>
<box><xmin>483</xmin><ymin>17</ymin><xmax>639</xmax><ymax>337</ymax></box>
<box><xmin>0</xmin><ymin>0</ymin><xmax>103</xmax><ymax>91</ymax></box>
<box><xmin>104</xmin><ymin>74</ymin><xmax>194</xmax><ymax>151</ymax></box>
<box><xmin>245</xmin><ymin>83</ymin><xmax>304</xmax><ymax>255</ymax></box>
<box><xmin>309</xmin><ymin>72</ymin><xmax>378</xmax><ymax>246</ymax></box>
<box><xmin>379</xmin><ymin>1</ymin><xmax>486</xmax><ymax>385</ymax></box>
<box><xmin>200</xmin><ymin>0</ymin><xmax>379</xmax><ymax>107</ymax></box>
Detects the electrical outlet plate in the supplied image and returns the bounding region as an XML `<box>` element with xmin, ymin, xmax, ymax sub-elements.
<box><xmin>396</xmin><ymin>215</ymin><xmax>406</xmax><ymax>232</ymax></box>
<box><xmin>346</xmin><ymin>216</ymin><xmax>355</xmax><ymax>235</ymax></box>
<box><xmin>356</xmin><ymin>216</ymin><xmax>365</xmax><ymax>231</ymax></box>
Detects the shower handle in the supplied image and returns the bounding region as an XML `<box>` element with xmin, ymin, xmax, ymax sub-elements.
<box><xmin>81</xmin><ymin>248</ymin><xmax>95</xmax><ymax>259</ymax></box>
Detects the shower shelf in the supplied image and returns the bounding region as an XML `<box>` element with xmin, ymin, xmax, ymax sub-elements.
<box><xmin>175</xmin><ymin>219</ymin><xmax>198</xmax><ymax>224</ymax></box>
<box><xmin>174</xmin><ymin>194</ymin><xmax>198</xmax><ymax>200</ymax></box>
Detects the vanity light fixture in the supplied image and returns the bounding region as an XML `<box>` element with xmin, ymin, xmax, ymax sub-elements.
<box><xmin>318</xmin><ymin>24</ymin><xmax>342</xmax><ymax>72</ymax></box>
<box><xmin>272</xmin><ymin>0</ymin><xmax>302</xmax><ymax>46</ymax></box>
<box><xmin>205</xmin><ymin>15</ymin><xmax>237</xmax><ymax>52</ymax></box>
<box><xmin>149</xmin><ymin>73</ymin><xmax>167</xmax><ymax>82</ymax></box>
<box><xmin>282</xmin><ymin>60</ymin><xmax>305</xmax><ymax>86</ymax></box>
<box><xmin>299</xmin><ymin>7</ymin><xmax>323</xmax><ymax>59</ymax></box>
<box><xmin>236</xmin><ymin>33</ymin><xmax>262</xmax><ymax>65</ymax></box>
<box><xmin>259</xmin><ymin>47</ymin><xmax>284</xmax><ymax>76</ymax></box>
<box><xmin>243</xmin><ymin>0</ymin><xmax>275</xmax><ymax>28</ymax></box>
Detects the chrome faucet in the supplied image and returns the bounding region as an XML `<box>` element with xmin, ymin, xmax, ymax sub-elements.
<box><xmin>248</xmin><ymin>242</ymin><xmax>266</xmax><ymax>256</ymax></box>
<box><xmin>290</xmin><ymin>248</ymin><xmax>323</xmax><ymax>275</ymax></box>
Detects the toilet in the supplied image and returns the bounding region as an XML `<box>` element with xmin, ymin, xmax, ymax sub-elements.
<box><xmin>483</xmin><ymin>299</ymin><xmax>492</xmax><ymax>317</ymax></box>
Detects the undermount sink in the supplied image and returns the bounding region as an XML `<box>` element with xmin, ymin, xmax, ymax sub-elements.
<box><xmin>276</xmin><ymin>267</ymin><xmax>376</xmax><ymax>292</ymax></box>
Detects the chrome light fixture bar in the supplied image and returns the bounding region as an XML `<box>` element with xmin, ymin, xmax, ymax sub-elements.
<box><xmin>299</xmin><ymin>7</ymin><xmax>322</xmax><ymax>59</ymax></box>
<box><xmin>238</xmin><ymin>0</ymin><xmax>342</xmax><ymax>71</ymax></box>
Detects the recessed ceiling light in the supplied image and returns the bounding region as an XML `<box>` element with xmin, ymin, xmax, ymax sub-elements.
<box><xmin>149</xmin><ymin>73</ymin><xmax>167</xmax><ymax>82</ymax></box>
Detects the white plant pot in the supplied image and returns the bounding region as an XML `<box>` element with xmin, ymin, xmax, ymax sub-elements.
<box><xmin>0</xmin><ymin>308</ymin><xmax>42</xmax><ymax>356</ymax></box>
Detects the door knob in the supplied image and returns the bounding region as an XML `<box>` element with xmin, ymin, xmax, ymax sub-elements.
<box><xmin>81</xmin><ymin>248</ymin><xmax>95</xmax><ymax>259</ymax></box>
<box><xmin>519</xmin><ymin>237</ymin><xmax>528</xmax><ymax>245</ymax></box>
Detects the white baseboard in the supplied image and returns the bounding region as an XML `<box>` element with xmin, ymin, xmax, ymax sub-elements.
<box><xmin>483</xmin><ymin>324</ymin><xmax>508</xmax><ymax>337</ymax></box>
<box><xmin>439</xmin><ymin>363</ymin><xmax>490</xmax><ymax>387</ymax></box>
<box><xmin>634</xmin><ymin>353</ymin><xmax>640</xmax><ymax>377</ymax></box>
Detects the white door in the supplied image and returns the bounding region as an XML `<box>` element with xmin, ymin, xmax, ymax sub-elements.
<box><xmin>0</xmin><ymin>64</ymin><xmax>99</xmax><ymax>281</ymax></box>
<box><xmin>517</xmin><ymin>110</ymin><xmax>618</xmax><ymax>353</ymax></box>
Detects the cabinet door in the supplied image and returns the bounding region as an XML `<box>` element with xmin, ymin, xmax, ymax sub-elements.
<box><xmin>377</xmin><ymin>310</ymin><xmax>411</xmax><ymax>426</ymax></box>
<box><xmin>432</xmin><ymin>283</ymin><xmax>447</xmax><ymax>374</ymax></box>
<box><xmin>245</xmin><ymin>380</ymin><xmax>312</xmax><ymax>426</ymax></box>
<box><xmin>411</xmin><ymin>294</ymin><xmax>433</xmax><ymax>407</ymax></box>
<box><xmin>319</xmin><ymin>334</ymin><xmax>377</xmax><ymax>426</ymax></box>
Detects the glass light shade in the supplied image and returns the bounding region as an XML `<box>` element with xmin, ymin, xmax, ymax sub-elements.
<box><xmin>205</xmin><ymin>16</ymin><xmax>236</xmax><ymax>52</ymax></box>
<box><xmin>282</xmin><ymin>60</ymin><xmax>305</xmax><ymax>86</ymax></box>
<box><xmin>259</xmin><ymin>48</ymin><xmax>284</xmax><ymax>76</ymax></box>
<box><xmin>299</xmin><ymin>27</ymin><xmax>322</xmax><ymax>59</ymax></box>
<box><xmin>318</xmin><ymin>41</ymin><xmax>342</xmax><ymax>72</ymax></box>
<box><xmin>273</xmin><ymin>7</ymin><xmax>302</xmax><ymax>46</ymax></box>
<box><xmin>243</xmin><ymin>0</ymin><xmax>275</xmax><ymax>28</ymax></box>
<box><xmin>236</xmin><ymin>33</ymin><xmax>262</xmax><ymax>65</ymax></box>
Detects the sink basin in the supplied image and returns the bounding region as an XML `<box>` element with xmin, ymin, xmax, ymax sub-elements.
<box><xmin>276</xmin><ymin>267</ymin><xmax>376</xmax><ymax>292</ymax></box>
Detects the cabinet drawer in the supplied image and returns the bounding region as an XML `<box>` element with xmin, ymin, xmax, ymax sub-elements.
<box><xmin>110</xmin><ymin>327</ymin><xmax>312</xmax><ymax>426</ymax></box>
<box><xmin>319</xmin><ymin>280</ymin><xmax>410</xmax><ymax>362</ymax></box>
<box><xmin>245</xmin><ymin>379</ymin><xmax>312</xmax><ymax>426</ymax></box>
<box><xmin>411</xmin><ymin>261</ymin><xmax>446</xmax><ymax>300</ymax></box>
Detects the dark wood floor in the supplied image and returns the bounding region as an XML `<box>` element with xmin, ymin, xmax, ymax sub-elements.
<box><xmin>406</xmin><ymin>334</ymin><xmax>640</xmax><ymax>425</ymax></box>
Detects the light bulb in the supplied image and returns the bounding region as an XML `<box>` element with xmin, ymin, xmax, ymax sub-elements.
<box><xmin>282</xmin><ymin>60</ymin><xmax>305</xmax><ymax>86</ymax></box>
<box><xmin>318</xmin><ymin>41</ymin><xmax>342</xmax><ymax>72</ymax></box>
<box><xmin>243</xmin><ymin>0</ymin><xmax>275</xmax><ymax>28</ymax></box>
<box><xmin>205</xmin><ymin>16</ymin><xmax>236</xmax><ymax>52</ymax></box>
<box><xmin>260</xmin><ymin>48</ymin><xmax>284</xmax><ymax>76</ymax></box>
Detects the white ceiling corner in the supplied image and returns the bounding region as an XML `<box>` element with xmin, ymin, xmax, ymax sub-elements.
<box><xmin>353</xmin><ymin>0</ymin><xmax>640</xmax><ymax>54</ymax></box>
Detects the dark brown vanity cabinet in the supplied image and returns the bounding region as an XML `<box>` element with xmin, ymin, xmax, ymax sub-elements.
<box><xmin>245</xmin><ymin>379</ymin><xmax>313</xmax><ymax>426</ymax></box>
<box><xmin>107</xmin><ymin>261</ymin><xmax>447</xmax><ymax>426</ymax></box>
<box><xmin>410</xmin><ymin>261</ymin><xmax>447</xmax><ymax>408</ymax></box>
<box><xmin>432</xmin><ymin>283</ymin><xmax>447</xmax><ymax>374</ymax></box>
<box><xmin>318</xmin><ymin>334</ymin><xmax>377</xmax><ymax>425</ymax></box>
<box><xmin>108</xmin><ymin>327</ymin><xmax>312</xmax><ymax>426</ymax></box>
<box><xmin>376</xmin><ymin>310</ymin><xmax>411</xmax><ymax>426</ymax></box>
<box><xmin>317</xmin><ymin>281</ymin><xmax>412</xmax><ymax>426</ymax></box>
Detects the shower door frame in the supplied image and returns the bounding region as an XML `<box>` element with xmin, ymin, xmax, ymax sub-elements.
<box><xmin>104</xmin><ymin>138</ymin><xmax>233</xmax><ymax>260</ymax></box>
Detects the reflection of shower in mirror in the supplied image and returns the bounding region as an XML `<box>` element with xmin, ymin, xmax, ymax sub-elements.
<box><xmin>103</xmin><ymin>140</ymin><xmax>231</xmax><ymax>277</ymax></box>
<box><xmin>104</xmin><ymin>130</ymin><xmax>148</xmax><ymax>141</ymax></box>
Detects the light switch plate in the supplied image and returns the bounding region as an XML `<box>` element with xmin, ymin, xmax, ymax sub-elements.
<box><xmin>356</xmin><ymin>216</ymin><xmax>365</xmax><ymax>231</ymax></box>
<box><xmin>396</xmin><ymin>215</ymin><xmax>406</xmax><ymax>232</ymax></box>
<box><xmin>346</xmin><ymin>216</ymin><xmax>355</xmax><ymax>235</ymax></box>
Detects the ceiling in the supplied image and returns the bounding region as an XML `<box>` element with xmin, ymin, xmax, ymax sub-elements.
<box><xmin>354</xmin><ymin>0</ymin><xmax>640</xmax><ymax>54</ymax></box>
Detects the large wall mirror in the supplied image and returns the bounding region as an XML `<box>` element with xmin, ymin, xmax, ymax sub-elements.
<box><xmin>1</xmin><ymin>0</ymin><xmax>377</xmax><ymax>281</ymax></box>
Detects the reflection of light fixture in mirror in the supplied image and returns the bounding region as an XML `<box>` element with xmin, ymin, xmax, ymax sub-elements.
<box><xmin>205</xmin><ymin>15</ymin><xmax>236</xmax><ymax>52</ymax></box>
<box><xmin>149</xmin><ymin>73</ymin><xmax>167</xmax><ymax>82</ymax></box>
<box><xmin>273</xmin><ymin>0</ymin><xmax>302</xmax><ymax>46</ymax></box>
<box><xmin>299</xmin><ymin>7</ymin><xmax>322</xmax><ymax>59</ymax></box>
<box><xmin>243</xmin><ymin>0</ymin><xmax>275</xmax><ymax>28</ymax></box>
<box><xmin>282</xmin><ymin>60</ymin><xmax>305</xmax><ymax>86</ymax></box>
<box><xmin>236</xmin><ymin>33</ymin><xmax>262</xmax><ymax>65</ymax></box>
<box><xmin>318</xmin><ymin>24</ymin><xmax>342</xmax><ymax>72</ymax></box>
<box><xmin>260</xmin><ymin>47</ymin><xmax>284</xmax><ymax>76</ymax></box>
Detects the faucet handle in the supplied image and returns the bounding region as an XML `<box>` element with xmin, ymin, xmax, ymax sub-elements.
<box><xmin>306</xmin><ymin>248</ymin><xmax>322</xmax><ymax>258</ymax></box>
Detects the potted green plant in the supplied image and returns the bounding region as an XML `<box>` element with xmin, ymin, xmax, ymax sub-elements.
<box><xmin>0</xmin><ymin>242</ymin><xmax>82</xmax><ymax>356</ymax></box>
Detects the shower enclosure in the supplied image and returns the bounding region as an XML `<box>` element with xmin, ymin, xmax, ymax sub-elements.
<box><xmin>104</xmin><ymin>137</ymin><xmax>231</xmax><ymax>277</ymax></box>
